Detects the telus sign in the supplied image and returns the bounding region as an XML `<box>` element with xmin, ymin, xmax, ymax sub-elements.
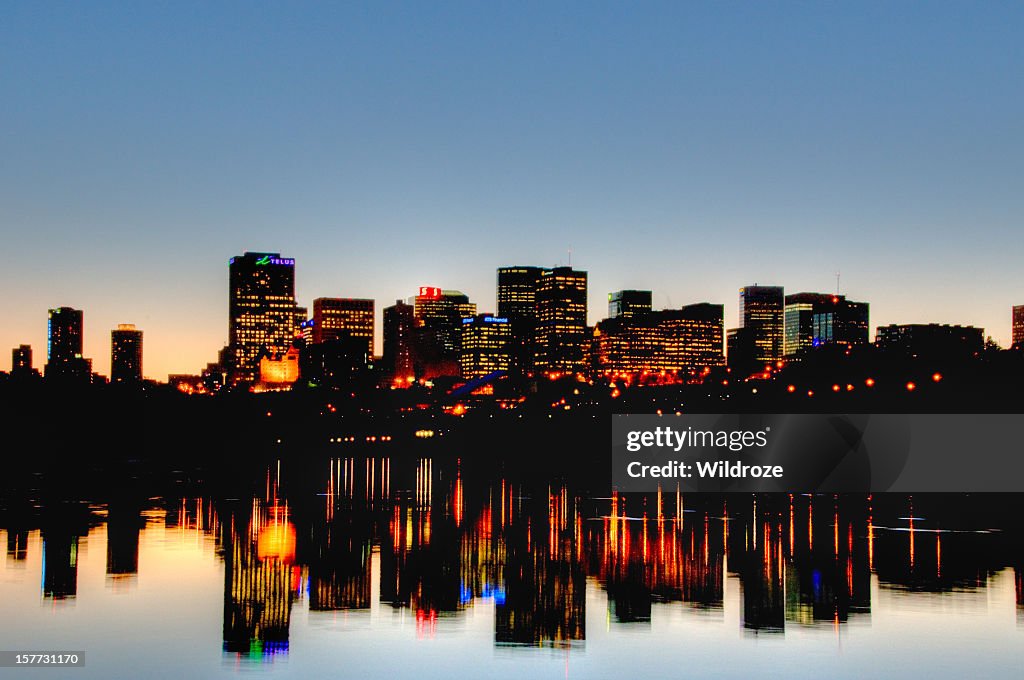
<box><xmin>255</xmin><ymin>255</ymin><xmax>295</xmax><ymax>266</ymax></box>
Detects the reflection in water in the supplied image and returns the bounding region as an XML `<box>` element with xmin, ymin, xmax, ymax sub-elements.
<box><xmin>1</xmin><ymin>455</ymin><xmax>1022</xmax><ymax>676</ymax></box>
<box><xmin>222</xmin><ymin>499</ymin><xmax>300</xmax><ymax>661</ymax></box>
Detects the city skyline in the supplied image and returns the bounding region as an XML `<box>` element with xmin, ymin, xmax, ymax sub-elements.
<box><xmin>3</xmin><ymin>2</ymin><xmax>1023</xmax><ymax>379</ymax></box>
<box><xmin>5</xmin><ymin>252</ymin><xmax>1016</xmax><ymax>382</ymax></box>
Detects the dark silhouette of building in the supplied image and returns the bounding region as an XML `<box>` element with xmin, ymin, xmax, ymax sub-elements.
<box><xmin>412</xmin><ymin>287</ymin><xmax>476</xmax><ymax>378</ymax></box>
<box><xmin>312</xmin><ymin>298</ymin><xmax>375</xmax><ymax>356</ymax></box>
<box><xmin>11</xmin><ymin>344</ymin><xmax>36</xmax><ymax>379</ymax></box>
<box><xmin>739</xmin><ymin>285</ymin><xmax>785</xmax><ymax>363</ymax></box>
<box><xmin>111</xmin><ymin>324</ymin><xmax>143</xmax><ymax>383</ymax></box>
<box><xmin>300</xmin><ymin>336</ymin><xmax>371</xmax><ymax>386</ymax></box>
<box><xmin>608</xmin><ymin>290</ymin><xmax>653</xmax><ymax>319</ymax></box>
<box><xmin>875</xmin><ymin>323</ymin><xmax>983</xmax><ymax>358</ymax></box>
<box><xmin>228</xmin><ymin>252</ymin><xmax>305</xmax><ymax>385</ymax></box>
<box><xmin>45</xmin><ymin>306</ymin><xmax>91</xmax><ymax>382</ymax></box>
<box><xmin>382</xmin><ymin>300</ymin><xmax>417</xmax><ymax>384</ymax></box>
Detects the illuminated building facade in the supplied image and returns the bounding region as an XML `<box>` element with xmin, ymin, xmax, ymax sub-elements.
<box><xmin>1013</xmin><ymin>305</ymin><xmax>1024</xmax><ymax>348</ymax></box>
<box><xmin>784</xmin><ymin>293</ymin><xmax>869</xmax><ymax>357</ymax></box>
<box><xmin>497</xmin><ymin>266</ymin><xmax>544</xmax><ymax>378</ymax></box>
<box><xmin>228</xmin><ymin>252</ymin><xmax>305</xmax><ymax>385</ymax></box>
<box><xmin>312</xmin><ymin>298</ymin><xmax>375</xmax><ymax>356</ymax></box>
<box><xmin>875</xmin><ymin>323</ymin><xmax>983</xmax><ymax>358</ymax></box>
<box><xmin>459</xmin><ymin>314</ymin><xmax>512</xmax><ymax>379</ymax></box>
<box><xmin>258</xmin><ymin>345</ymin><xmax>301</xmax><ymax>388</ymax></box>
<box><xmin>608</xmin><ymin>290</ymin><xmax>652</xmax><ymax>319</ymax></box>
<box><xmin>111</xmin><ymin>323</ymin><xmax>143</xmax><ymax>383</ymax></box>
<box><xmin>592</xmin><ymin>303</ymin><xmax>724</xmax><ymax>377</ymax></box>
<box><xmin>382</xmin><ymin>300</ymin><xmax>416</xmax><ymax>382</ymax></box>
<box><xmin>535</xmin><ymin>267</ymin><xmax>588</xmax><ymax>374</ymax></box>
<box><xmin>45</xmin><ymin>306</ymin><xmax>91</xmax><ymax>382</ymax></box>
<box><xmin>739</xmin><ymin>285</ymin><xmax>784</xmax><ymax>363</ymax></box>
<box><xmin>412</xmin><ymin>287</ymin><xmax>476</xmax><ymax>378</ymax></box>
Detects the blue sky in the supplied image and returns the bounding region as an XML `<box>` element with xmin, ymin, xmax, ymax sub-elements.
<box><xmin>2</xmin><ymin>1</ymin><xmax>1022</xmax><ymax>378</ymax></box>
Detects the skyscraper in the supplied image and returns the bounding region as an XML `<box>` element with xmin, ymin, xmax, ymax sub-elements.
<box><xmin>535</xmin><ymin>267</ymin><xmax>588</xmax><ymax>374</ymax></box>
<box><xmin>460</xmin><ymin>314</ymin><xmax>512</xmax><ymax>379</ymax></box>
<box><xmin>784</xmin><ymin>293</ymin><xmax>869</xmax><ymax>357</ymax></box>
<box><xmin>382</xmin><ymin>300</ymin><xmax>416</xmax><ymax>384</ymax></box>
<box><xmin>111</xmin><ymin>324</ymin><xmax>143</xmax><ymax>383</ymax></box>
<box><xmin>412</xmin><ymin>287</ymin><xmax>476</xmax><ymax>377</ymax></box>
<box><xmin>608</xmin><ymin>290</ymin><xmax>652</xmax><ymax>319</ymax></box>
<box><xmin>497</xmin><ymin>266</ymin><xmax>544</xmax><ymax>378</ymax></box>
<box><xmin>1013</xmin><ymin>305</ymin><xmax>1024</xmax><ymax>348</ymax></box>
<box><xmin>228</xmin><ymin>253</ymin><xmax>305</xmax><ymax>385</ymax></box>
<box><xmin>45</xmin><ymin>307</ymin><xmax>90</xmax><ymax>382</ymax></box>
<box><xmin>739</xmin><ymin>286</ymin><xmax>784</xmax><ymax>364</ymax></box>
<box><xmin>312</xmin><ymin>298</ymin><xmax>375</xmax><ymax>356</ymax></box>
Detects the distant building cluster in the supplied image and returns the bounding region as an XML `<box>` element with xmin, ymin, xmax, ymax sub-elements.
<box><xmin>6</xmin><ymin>250</ymin><xmax>1020</xmax><ymax>390</ymax></box>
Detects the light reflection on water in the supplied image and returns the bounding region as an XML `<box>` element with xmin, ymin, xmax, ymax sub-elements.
<box><xmin>0</xmin><ymin>457</ymin><xmax>1021</xmax><ymax>679</ymax></box>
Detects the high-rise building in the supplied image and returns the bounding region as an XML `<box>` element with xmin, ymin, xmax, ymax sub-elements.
<box><xmin>1013</xmin><ymin>305</ymin><xmax>1024</xmax><ymax>348</ymax></box>
<box><xmin>412</xmin><ymin>287</ymin><xmax>476</xmax><ymax>377</ymax></box>
<box><xmin>312</xmin><ymin>298</ymin><xmax>375</xmax><ymax>356</ymax></box>
<box><xmin>11</xmin><ymin>345</ymin><xmax>33</xmax><ymax>378</ymax></box>
<box><xmin>111</xmin><ymin>324</ymin><xmax>143</xmax><ymax>383</ymax></box>
<box><xmin>535</xmin><ymin>267</ymin><xmax>588</xmax><ymax>374</ymax></box>
<box><xmin>592</xmin><ymin>303</ymin><xmax>723</xmax><ymax>377</ymax></box>
<box><xmin>45</xmin><ymin>307</ymin><xmax>91</xmax><ymax>382</ymax></box>
<box><xmin>875</xmin><ymin>324</ymin><xmax>983</xmax><ymax>358</ymax></box>
<box><xmin>228</xmin><ymin>253</ymin><xmax>305</xmax><ymax>385</ymax></box>
<box><xmin>497</xmin><ymin>266</ymin><xmax>544</xmax><ymax>378</ymax></box>
<box><xmin>608</xmin><ymin>290</ymin><xmax>652</xmax><ymax>319</ymax></box>
<box><xmin>784</xmin><ymin>293</ymin><xmax>869</xmax><ymax>357</ymax></box>
<box><xmin>739</xmin><ymin>286</ymin><xmax>784</xmax><ymax>364</ymax></box>
<box><xmin>382</xmin><ymin>300</ymin><xmax>416</xmax><ymax>383</ymax></box>
<box><xmin>460</xmin><ymin>314</ymin><xmax>512</xmax><ymax>379</ymax></box>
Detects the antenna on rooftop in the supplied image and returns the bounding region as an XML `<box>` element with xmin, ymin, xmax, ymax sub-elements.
<box><xmin>836</xmin><ymin>271</ymin><xmax>841</xmax><ymax>294</ymax></box>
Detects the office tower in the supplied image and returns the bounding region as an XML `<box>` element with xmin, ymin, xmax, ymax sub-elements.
<box><xmin>228</xmin><ymin>252</ymin><xmax>305</xmax><ymax>385</ymax></box>
<box><xmin>11</xmin><ymin>344</ymin><xmax>33</xmax><ymax>378</ymax></box>
<box><xmin>784</xmin><ymin>293</ymin><xmax>869</xmax><ymax>357</ymax></box>
<box><xmin>312</xmin><ymin>298</ymin><xmax>375</xmax><ymax>356</ymax></box>
<box><xmin>412</xmin><ymin>287</ymin><xmax>476</xmax><ymax>377</ymax></box>
<box><xmin>592</xmin><ymin>303</ymin><xmax>724</xmax><ymax>377</ymax></box>
<box><xmin>608</xmin><ymin>290</ymin><xmax>652</xmax><ymax>319</ymax></box>
<box><xmin>1013</xmin><ymin>305</ymin><xmax>1024</xmax><ymax>348</ymax></box>
<box><xmin>875</xmin><ymin>324</ymin><xmax>983</xmax><ymax>358</ymax></box>
<box><xmin>110</xmin><ymin>324</ymin><xmax>143</xmax><ymax>383</ymax></box>
<box><xmin>460</xmin><ymin>314</ymin><xmax>512</xmax><ymax>379</ymax></box>
<box><xmin>45</xmin><ymin>307</ymin><xmax>91</xmax><ymax>382</ymax></box>
<box><xmin>739</xmin><ymin>286</ymin><xmax>784</xmax><ymax>364</ymax></box>
<box><xmin>497</xmin><ymin>266</ymin><xmax>544</xmax><ymax>378</ymax></box>
<box><xmin>535</xmin><ymin>267</ymin><xmax>588</xmax><ymax>374</ymax></box>
<box><xmin>382</xmin><ymin>300</ymin><xmax>416</xmax><ymax>383</ymax></box>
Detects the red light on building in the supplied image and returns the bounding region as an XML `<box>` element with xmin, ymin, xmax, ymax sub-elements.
<box><xmin>906</xmin><ymin>381</ymin><xmax>917</xmax><ymax>392</ymax></box>
<box><xmin>932</xmin><ymin>372</ymin><xmax>943</xmax><ymax>382</ymax></box>
<box><xmin>787</xmin><ymin>384</ymin><xmax>796</xmax><ymax>393</ymax></box>
<box><xmin>865</xmin><ymin>377</ymin><xmax>875</xmax><ymax>387</ymax></box>
<box><xmin>418</xmin><ymin>286</ymin><xmax>442</xmax><ymax>299</ymax></box>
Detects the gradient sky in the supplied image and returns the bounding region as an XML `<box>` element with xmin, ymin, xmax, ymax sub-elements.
<box><xmin>3</xmin><ymin>1</ymin><xmax>1022</xmax><ymax>380</ymax></box>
